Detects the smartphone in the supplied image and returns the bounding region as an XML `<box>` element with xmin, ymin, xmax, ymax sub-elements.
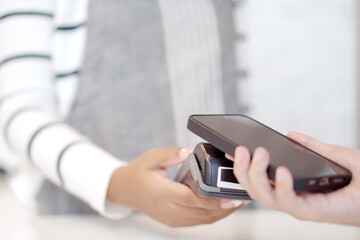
<box><xmin>187</xmin><ymin>114</ymin><xmax>352</xmax><ymax>192</ymax></box>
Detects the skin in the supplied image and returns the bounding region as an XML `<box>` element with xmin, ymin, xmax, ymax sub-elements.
<box><xmin>107</xmin><ymin>147</ymin><xmax>246</xmax><ymax>227</ymax></box>
<box><xmin>226</xmin><ymin>131</ymin><xmax>360</xmax><ymax>226</ymax></box>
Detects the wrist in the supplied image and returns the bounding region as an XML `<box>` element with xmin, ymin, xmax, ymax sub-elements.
<box><xmin>106</xmin><ymin>165</ymin><xmax>131</xmax><ymax>207</ymax></box>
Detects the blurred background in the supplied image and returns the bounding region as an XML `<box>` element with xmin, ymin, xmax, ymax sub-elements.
<box><xmin>235</xmin><ymin>0</ymin><xmax>358</xmax><ymax>148</ymax></box>
<box><xmin>0</xmin><ymin>0</ymin><xmax>359</xmax><ymax>239</ymax></box>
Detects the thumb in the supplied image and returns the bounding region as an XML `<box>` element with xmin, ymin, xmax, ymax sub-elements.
<box><xmin>144</xmin><ymin>147</ymin><xmax>193</xmax><ymax>169</ymax></box>
<box><xmin>286</xmin><ymin>131</ymin><xmax>353</xmax><ymax>170</ymax></box>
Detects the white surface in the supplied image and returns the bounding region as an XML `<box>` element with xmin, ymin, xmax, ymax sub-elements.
<box><xmin>235</xmin><ymin>0</ymin><xmax>358</xmax><ymax>148</ymax></box>
<box><xmin>0</xmin><ymin>178</ymin><xmax>359</xmax><ymax>240</ymax></box>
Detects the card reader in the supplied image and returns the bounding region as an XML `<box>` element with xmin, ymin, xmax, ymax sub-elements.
<box><xmin>176</xmin><ymin>143</ymin><xmax>251</xmax><ymax>200</ymax></box>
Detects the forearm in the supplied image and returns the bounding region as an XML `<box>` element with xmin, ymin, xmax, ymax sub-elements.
<box><xmin>4</xmin><ymin>108</ymin><xmax>132</xmax><ymax>218</ymax></box>
<box><xmin>0</xmin><ymin>0</ymin><xmax>132</xmax><ymax>218</ymax></box>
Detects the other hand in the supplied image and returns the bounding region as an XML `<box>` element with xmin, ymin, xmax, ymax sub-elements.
<box><xmin>108</xmin><ymin>147</ymin><xmax>246</xmax><ymax>227</ymax></box>
<box><xmin>226</xmin><ymin>132</ymin><xmax>360</xmax><ymax>226</ymax></box>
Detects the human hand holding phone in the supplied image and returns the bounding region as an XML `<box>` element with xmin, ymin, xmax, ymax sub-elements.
<box><xmin>227</xmin><ymin>132</ymin><xmax>360</xmax><ymax>226</ymax></box>
<box><xmin>107</xmin><ymin>147</ymin><xmax>243</xmax><ymax>227</ymax></box>
<box><xmin>188</xmin><ymin>115</ymin><xmax>351</xmax><ymax>191</ymax></box>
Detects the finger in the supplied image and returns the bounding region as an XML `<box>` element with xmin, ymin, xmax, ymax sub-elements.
<box><xmin>164</xmin><ymin>205</ymin><xmax>238</xmax><ymax>227</ymax></box>
<box><xmin>225</xmin><ymin>153</ymin><xmax>235</xmax><ymax>161</ymax></box>
<box><xmin>232</xmin><ymin>146</ymin><xmax>252</xmax><ymax>194</ymax></box>
<box><xmin>153</xmin><ymin>203</ymin><xmax>211</xmax><ymax>227</ymax></box>
<box><xmin>247</xmin><ymin>147</ymin><xmax>275</xmax><ymax>203</ymax></box>
<box><xmin>287</xmin><ymin>132</ymin><xmax>354</xmax><ymax>170</ymax></box>
<box><xmin>274</xmin><ymin>166</ymin><xmax>299</xmax><ymax>212</ymax></box>
<box><xmin>274</xmin><ymin>166</ymin><xmax>332</xmax><ymax>221</ymax></box>
<box><xmin>202</xmin><ymin>207</ymin><xmax>240</xmax><ymax>224</ymax></box>
<box><xmin>168</xmin><ymin>181</ymin><xmax>232</xmax><ymax>210</ymax></box>
<box><xmin>241</xmin><ymin>200</ymin><xmax>252</xmax><ymax>206</ymax></box>
<box><xmin>143</xmin><ymin>147</ymin><xmax>192</xmax><ymax>169</ymax></box>
<box><xmin>177</xmin><ymin>205</ymin><xmax>240</xmax><ymax>221</ymax></box>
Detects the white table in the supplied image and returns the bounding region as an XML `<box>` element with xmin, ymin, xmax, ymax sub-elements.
<box><xmin>1</xmin><ymin>179</ymin><xmax>359</xmax><ymax>240</ymax></box>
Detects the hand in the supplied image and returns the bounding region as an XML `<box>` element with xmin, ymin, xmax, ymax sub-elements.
<box><xmin>107</xmin><ymin>147</ymin><xmax>245</xmax><ymax>227</ymax></box>
<box><xmin>226</xmin><ymin>132</ymin><xmax>360</xmax><ymax>226</ymax></box>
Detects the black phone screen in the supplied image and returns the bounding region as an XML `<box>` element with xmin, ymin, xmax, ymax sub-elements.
<box><xmin>190</xmin><ymin>115</ymin><xmax>350</xmax><ymax>179</ymax></box>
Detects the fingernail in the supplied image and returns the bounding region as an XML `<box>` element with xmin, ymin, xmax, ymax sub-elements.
<box><xmin>231</xmin><ymin>200</ymin><xmax>243</xmax><ymax>207</ymax></box>
<box><xmin>220</xmin><ymin>200</ymin><xmax>235</xmax><ymax>209</ymax></box>
<box><xmin>179</xmin><ymin>148</ymin><xmax>191</xmax><ymax>158</ymax></box>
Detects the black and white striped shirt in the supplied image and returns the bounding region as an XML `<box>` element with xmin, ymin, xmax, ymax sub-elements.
<box><xmin>0</xmin><ymin>0</ymin><xmax>239</xmax><ymax>218</ymax></box>
<box><xmin>0</xmin><ymin>0</ymin><xmax>132</xmax><ymax>218</ymax></box>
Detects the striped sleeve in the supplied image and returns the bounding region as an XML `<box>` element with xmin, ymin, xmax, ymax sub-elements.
<box><xmin>0</xmin><ymin>0</ymin><xmax>132</xmax><ymax>219</ymax></box>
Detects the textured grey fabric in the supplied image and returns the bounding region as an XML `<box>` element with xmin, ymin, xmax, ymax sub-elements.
<box><xmin>37</xmin><ymin>0</ymin><xmax>238</xmax><ymax>215</ymax></box>
<box><xmin>212</xmin><ymin>0</ymin><xmax>239</xmax><ymax>113</ymax></box>
<box><xmin>70</xmin><ymin>0</ymin><xmax>176</xmax><ymax>162</ymax></box>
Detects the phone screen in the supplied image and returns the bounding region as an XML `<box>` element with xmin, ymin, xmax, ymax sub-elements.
<box><xmin>191</xmin><ymin>115</ymin><xmax>350</xmax><ymax>178</ymax></box>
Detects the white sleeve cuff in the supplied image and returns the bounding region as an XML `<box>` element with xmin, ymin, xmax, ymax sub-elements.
<box><xmin>103</xmin><ymin>199</ymin><xmax>133</xmax><ymax>219</ymax></box>
<box><xmin>60</xmin><ymin>142</ymin><xmax>133</xmax><ymax>219</ymax></box>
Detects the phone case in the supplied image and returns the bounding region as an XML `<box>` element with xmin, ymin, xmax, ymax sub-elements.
<box><xmin>187</xmin><ymin>114</ymin><xmax>352</xmax><ymax>192</ymax></box>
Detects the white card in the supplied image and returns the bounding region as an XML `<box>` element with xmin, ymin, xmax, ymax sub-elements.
<box><xmin>217</xmin><ymin>167</ymin><xmax>245</xmax><ymax>190</ymax></box>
